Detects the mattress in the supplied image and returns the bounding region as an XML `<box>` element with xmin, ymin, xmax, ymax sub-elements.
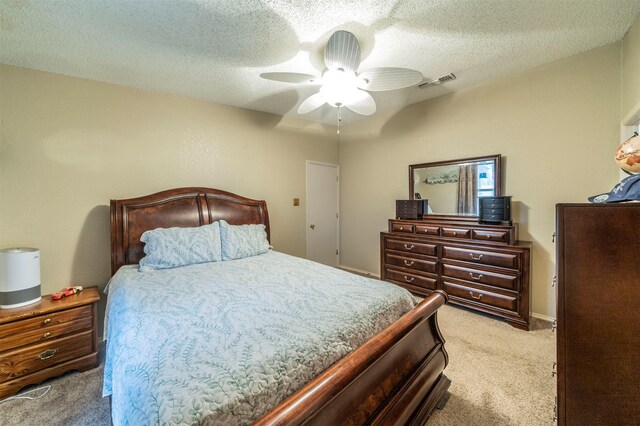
<box><xmin>103</xmin><ymin>251</ymin><xmax>416</xmax><ymax>425</ymax></box>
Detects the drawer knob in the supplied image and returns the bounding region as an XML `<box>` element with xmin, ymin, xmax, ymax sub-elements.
<box><xmin>399</xmin><ymin>227</ymin><xmax>404</xmax><ymax>230</ymax></box>
<box><xmin>403</xmin><ymin>244</ymin><xmax>415</xmax><ymax>251</ymax></box>
<box><xmin>404</xmin><ymin>276</ymin><xmax>414</xmax><ymax>283</ymax></box>
<box><xmin>43</xmin><ymin>332</ymin><xmax>51</xmax><ymax>339</ymax></box>
<box><xmin>37</xmin><ymin>348</ymin><xmax>59</xmax><ymax>360</ymax></box>
<box><xmin>42</xmin><ymin>318</ymin><xmax>52</xmax><ymax>325</ymax></box>
<box><xmin>403</xmin><ymin>260</ymin><xmax>415</xmax><ymax>267</ymax></box>
<box><xmin>469</xmin><ymin>291</ymin><xmax>483</xmax><ymax>300</ymax></box>
<box><xmin>487</xmin><ymin>235</ymin><xmax>493</xmax><ymax>239</ymax></box>
<box><xmin>469</xmin><ymin>253</ymin><xmax>483</xmax><ymax>261</ymax></box>
<box><xmin>469</xmin><ymin>273</ymin><xmax>483</xmax><ymax>281</ymax></box>
<box><xmin>452</xmin><ymin>231</ymin><xmax>457</xmax><ymax>236</ymax></box>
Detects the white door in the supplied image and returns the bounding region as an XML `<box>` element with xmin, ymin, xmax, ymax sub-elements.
<box><xmin>306</xmin><ymin>161</ymin><xmax>339</xmax><ymax>267</ymax></box>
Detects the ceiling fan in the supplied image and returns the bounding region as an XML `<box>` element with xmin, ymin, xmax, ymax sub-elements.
<box><xmin>260</xmin><ymin>30</ymin><xmax>424</xmax><ymax>117</ymax></box>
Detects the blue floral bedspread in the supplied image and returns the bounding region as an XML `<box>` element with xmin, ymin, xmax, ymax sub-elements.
<box><xmin>103</xmin><ymin>251</ymin><xmax>416</xmax><ymax>425</ymax></box>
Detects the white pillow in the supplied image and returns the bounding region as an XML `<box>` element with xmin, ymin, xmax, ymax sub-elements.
<box><xmin>219</xmin><ymin>220</ymin><xmax>270</xmax><ymax>260</ymax></box>
<box><xmin>139</xmin><ymin>222</ymin><xmax>222</xmax><ymax>271</ymax></box>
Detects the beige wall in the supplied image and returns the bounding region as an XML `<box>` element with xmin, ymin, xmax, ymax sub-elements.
<box><xmin>0</xmin><ymin>65</ymin><xmax>338</xmax><ymax>329</ymax></box>
<box><xmin>339</xmin><ymin>43</ymin><xmax>622</xmax><ymax>319</ymax></box>
<box><xmin>622</xmin><ymin>14</ymin><xmax>640</xmax><ymax>119</ymax></box>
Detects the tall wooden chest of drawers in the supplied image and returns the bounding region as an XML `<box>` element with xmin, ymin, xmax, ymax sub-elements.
<box><xmin>555</xmin><ymin>204</ymin><xmax>640</xmax><ymax>425</ymax></box>
<box><xmin>0</xmin><ymin>287</ymin><xmax>100</xmax><ymax>398</ymax></box>
<box><xmin>381</xmin><ymin>218</ymin><xmax>531</xmax><ymax>330</ymax></box>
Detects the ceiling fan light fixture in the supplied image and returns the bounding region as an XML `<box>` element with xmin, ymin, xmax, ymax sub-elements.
<box><xmin>319</xmin><ymin>69</ymin><xmax>359</xmax><ymax>107</ymax></box>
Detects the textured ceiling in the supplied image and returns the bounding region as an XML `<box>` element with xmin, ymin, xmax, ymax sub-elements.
<box><xmin>2</xmin><ymin>0</ymin><xmax>640</xmax><ymax>125</ymax></box>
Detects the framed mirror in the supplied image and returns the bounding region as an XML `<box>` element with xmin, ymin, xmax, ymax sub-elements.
<box><xmin>409</xmin><ymin>154</ymin><xmax>501</xmax><ymax>218</ymax></box>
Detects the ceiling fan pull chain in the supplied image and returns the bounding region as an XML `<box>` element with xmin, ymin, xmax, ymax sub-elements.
<box><xmin>337</xmin><ymin>105</ymin><xmax>342</xmax><ymax>135</ymax></box>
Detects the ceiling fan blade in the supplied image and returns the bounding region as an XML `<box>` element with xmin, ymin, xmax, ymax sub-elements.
<box><xmin>357</xmin><ymin>67</ymin><xmax>423</xmax><ymax>91</ymax></box>
<box><xmin>324</xmin><ymin>30</ymin><xmax>361</xmax><ymax>73</ymax></box>
<box><xmin>343</xmin><ymin>89</ymin><xmax>376</xmax><ymax>116</ymax></box>
<box><xmin>298</xmin><ymin>93</ymin><xmax>326</xmax><ymax>114</ymax></box>
<box><xmin>260</xmin><ymin>72</ymin><xmax>319</xmax><ymax>84</ymax></box>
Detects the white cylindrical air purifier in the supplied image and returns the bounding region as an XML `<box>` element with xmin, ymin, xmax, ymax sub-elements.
<box><xmin>0</xmin><ymin>247</ymin><xmax>41</xmax><ymax>309</ymax></box>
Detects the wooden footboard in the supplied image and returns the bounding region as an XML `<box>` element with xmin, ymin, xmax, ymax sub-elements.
<box><xmin>256</xmin><ymin>290</ymin><xmax>450</xmax><ymax>425</ymax></box>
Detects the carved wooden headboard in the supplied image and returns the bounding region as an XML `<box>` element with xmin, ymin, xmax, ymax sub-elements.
<box><xmin>110</xmin><ymin>187</ymin><xmax>270</xmax><ymax>275</ymax></box>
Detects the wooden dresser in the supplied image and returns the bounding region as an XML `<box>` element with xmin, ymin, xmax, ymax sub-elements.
<box><xmin>555</xmin><ymin>204</ymin><xmax>640</xmax><ymax>425</ymax></box>
<box><xmin>381</xmin><ymin>218</ymin><xmax>531</xmax><ymax>330</ymax></box>
<box><xmin>0</xmin><ymin>287</ymin><xmax>100</xmax><ymax>398</ymax></box>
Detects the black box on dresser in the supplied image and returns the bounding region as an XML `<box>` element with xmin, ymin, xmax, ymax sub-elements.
<box><xmin>479</xmin><ymin>196</ymin><xmax>512</xmax><ymax>224</ymax></box>
<box><xmin>396</xmin><ymin>200</ymin><xmax>429</xmax><ymax>220</ymax></box>
<box><xmin>380</xmin><ymin>217</ymin><xmax>531</xmax><ymax>330</ymax></box>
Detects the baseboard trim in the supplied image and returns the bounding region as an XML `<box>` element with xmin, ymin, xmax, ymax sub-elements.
<box><xmin>338</xmin><ymin>265</ymin><xmax>380</xmax><ymax>279</ymax></box>
<box><xmin>531</xmin><ymin>312</ymin><xmax>556</xmax><ymax>322</ymax></box>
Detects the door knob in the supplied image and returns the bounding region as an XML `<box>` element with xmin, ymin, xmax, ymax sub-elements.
<box><xmin>310</xmin><ymin>224</ymin><xmax>316</xmax><ymax>229</ymax></box>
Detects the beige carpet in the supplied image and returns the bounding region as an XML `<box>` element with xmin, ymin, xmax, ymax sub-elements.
<box><xmin>0</xmin><ymin>305</ymin><xmax>555</xmax><ymax>425</ymax></box>
<box><xmin>429</xmin><ymin>306</ymin><xmax>556</xmax><ymax>426</ymax></box>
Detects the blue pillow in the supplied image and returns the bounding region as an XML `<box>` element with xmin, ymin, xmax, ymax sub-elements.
<box><xmin>139</xmin><ymin>222</ymin><xmax>222</xmax><ymax>271</ymax></box>
<box><xmin>219</xmin><ymin>220</ymin><xmax>270</xmax><ymax>260</ymax></box>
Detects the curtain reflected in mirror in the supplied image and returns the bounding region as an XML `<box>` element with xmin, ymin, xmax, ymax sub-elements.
<box><xmin>457</xmin><ymin>163</ymin><xmax>478</xmax><ymax>214</ymax></box>
<box><xmin>409</xmin><ymin>155</ymin><xmax>501</xmax><ymax>217</ymax></box>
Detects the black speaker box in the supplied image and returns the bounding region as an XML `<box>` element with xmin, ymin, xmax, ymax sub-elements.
<box><xmin>479</xmin><ymin>196</ymin><xmax>512</xmax><ymax>224</ymax></box>
<box><xmin>396</xmin><ymin>200</ymin><xmax>429</xmax><ymax>220</ymax></box>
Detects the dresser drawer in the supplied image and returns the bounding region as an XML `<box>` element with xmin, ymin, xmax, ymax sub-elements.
<box><xmin>385</xmin><ymin>253</ymin><xmax>437</xmax><ymax>274</ymax></box>
<box><xmin>443</xmin><ymin>280</ymin><xmax>518</xmax><ymax>312</ymax></box>
<box><xmin>442</xmin><ymin>263</ymin><xmax>518</xmax><ymax>291</ymax></box>
<box><xmin>0</xmin><ymin>306</ymin><xmax>93</xmax><ymax>352</ymax></box>
<box><xmin>472</xmin><ymin>229</ymin><xmax>510</xmax><ymax>243</ymax></box>
<box><xmin>391</xmin><ymin>223</ymin><xmax>415</xmax><ymax>233</ymax></box>
<box><xmin>441</xmin><ymin>227</ymin><xmax>471</xmax><ymax>240</ymax></box>
<box><xmin>386</xmin><ymin>239</ymin><xmax>437</xmax><ymax>256</ymax></box>
<box><xmin>441</xmin><ymin>245</ymin><xmax>519</xmax><ymax>269</ymax></box>
<box><xmin>385</xmin><ymin>269</ymin><xmax>437</xmax><ymax>291</ymax></box>
<box><xmin>415</xmin><ymin>225</ymin><xmax>440</xmax><ymax>236</ymax></box>
<box><xmin>0</xmin><ymin>330</ymin><xmax>93</xmax><ymax>382</ymax></box>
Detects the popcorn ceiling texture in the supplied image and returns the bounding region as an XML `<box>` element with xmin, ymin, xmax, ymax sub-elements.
<box><xmin>1</xmin><ymin>0</ymin><xmax>639</xmax><ymax>124</ymax></box>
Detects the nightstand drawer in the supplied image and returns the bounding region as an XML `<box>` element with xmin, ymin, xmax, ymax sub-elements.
<box><xmin>0</xmin><ymin>306</ymin><xmax>92</xmax><ymax>352</ymax></box>
<box><xmin>0</xmin><ymin>330</ymin><xmax>93</xmax><ymax>382</ymax></box>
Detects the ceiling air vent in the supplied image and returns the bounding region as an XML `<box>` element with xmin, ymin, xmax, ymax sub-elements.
<box><xmin>418</xmin><ymin>73</ymin><xmax>456</xmax><ymax>88</ymax></box>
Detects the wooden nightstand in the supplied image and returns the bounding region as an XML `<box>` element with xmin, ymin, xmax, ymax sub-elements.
<box><xmin>0</xmin><ymin>286</ymin><xmax>100</xmax><ymax>398</ymax></box>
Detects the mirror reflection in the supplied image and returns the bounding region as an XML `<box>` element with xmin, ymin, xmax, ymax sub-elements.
<box><xmin>410</xmin><ymin>155</ymin><xmax>501</xmax><ymax>216</ymax></box>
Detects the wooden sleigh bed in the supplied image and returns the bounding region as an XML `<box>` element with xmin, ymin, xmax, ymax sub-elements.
<box><xmin>110</xmin><ymin>187</ymin><xmax>450</xmax><ymax>425</ymax></box>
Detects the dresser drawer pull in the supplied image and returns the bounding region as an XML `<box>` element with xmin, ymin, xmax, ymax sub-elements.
<box><xmin>43</xmin><ymin>332</ymin><xmax>51</xmax><ymax>339</ymax></box>
<box><xmin>42</xmin><ymin>318</ymin><xmax>52</xmax><ymax>325</ymax></box>
<box><xmin>469</xmin><ymin>291</ymin><xmax>483</xmax><ymax>300</ymax></box>
<box><xmin>403</xmin><ymin>244</ymin><xmax>415</xmax><ymax>250</ymax></box>
<box><xmin>36</xmin><ymin>348</ymin><xmax>59</xmax><ymax>360</ymax></box>
<box><xmin>403</xmin><ymin>260</ymin><xmax>415</xmax><ymax>267</ymax></box>
<box><xmin>469</xmin><ymin>253</ymin><xmax>483</xmax><ymax>261</ymax></box>
<box><xmin>404</xmin><ymin>276</ymin><xmax>415</xmax><ymax>283</ymax></box>
<box><xmin>452</xmin><ymin>231</ymin><xmax>457</xmax><ymax>236</ymax></box>
<box><xmin>399</xmin><ymin>226</ymin><xmax>404</xmax><ymax>230</ymax></box>
<box><xmin>469</xmin><ymin>273</ymin><xmax>484</xmax><ymax>281</ymax></box>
